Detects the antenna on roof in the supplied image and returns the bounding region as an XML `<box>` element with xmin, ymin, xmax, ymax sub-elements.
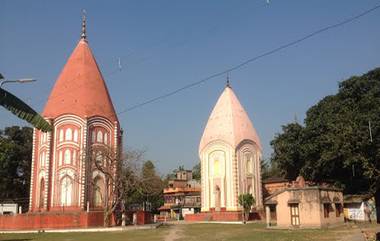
<box><xmin>81</xmin><ymin>9</ymin><xmax>87</xmax><ymax>40</ymax></box>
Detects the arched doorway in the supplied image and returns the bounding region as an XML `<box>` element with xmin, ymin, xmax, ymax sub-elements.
<box><xmin>60</xmin><ymin>176</ymin><xmax>73</xmax><ymax>207</ymax></box>
<box><xmin>215</xmin><ymin>185</ymin><xmax>221</xmax><ymax>211</ymax></box>
<box><xmin>93</xmin><ymin>176</ymin><xmax>104</xmax><ymax>207</ymax></box>
<box><xmin>39</xmin><ymin>178</ymin><xmax>45</xmax><ymax>209</ymax></box>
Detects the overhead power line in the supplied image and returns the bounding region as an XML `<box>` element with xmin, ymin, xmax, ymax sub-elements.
<box><xmin>31</xmin><ymin>2</ymin><xmax>268</xmax><ymax>108</ymax></box>
<box><xmin>117</xmin><ymin>4</ymin><xmax>380</xmax><ymax>114</ymax></box>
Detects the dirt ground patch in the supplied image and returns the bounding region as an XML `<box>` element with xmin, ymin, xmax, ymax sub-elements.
<box><xmin>164</xmin><ymin>224</ymin><xmax>184</xmax><ymax>241</ymax></box>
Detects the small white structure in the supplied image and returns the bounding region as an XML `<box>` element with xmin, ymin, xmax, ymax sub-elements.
<box><xmin>0</xmin><ymin>203</ymin><xmax>18</xmax><ymax>215</ymax></box>
<box><xmin>344</xmin><ymin>195</ymin><xmax>377</xmax><ymax>222</ymax></box>
<box><xmin>182</xmin><ymin>207</ymin><xmax>196</xmax><ymax>217</ymax></box>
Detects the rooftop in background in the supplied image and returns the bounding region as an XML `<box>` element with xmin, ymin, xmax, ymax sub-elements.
<box><xmin>262</xmin><ymin>176</ymin><xmax>289</xmax><ymax>184</ymax></box>
<box><xmin>344</xmin><ymin>194</ymin><xmax>373</xmax><ymax>204</ymax></box>
<box><xmin>263</xmin><ymin>176</ymin><xmax>339</xmax><ymax>198</ymax></box>
<box><xmin>165</xmin><ymin>170</ymin><xmax>200</xmax><ymax>194</ymax></box>
<box><xmin>171</xmin><ymin>170</ymin><xmax>193</xmax><ymax>181</ymax></box>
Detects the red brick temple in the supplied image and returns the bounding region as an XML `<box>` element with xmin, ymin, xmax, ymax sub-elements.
<box><xmin>0</xmin><ymin>14</ymin><xmax>122</xmax><ymax>230</ymax></box>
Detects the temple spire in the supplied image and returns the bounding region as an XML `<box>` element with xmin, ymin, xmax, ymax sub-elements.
<box><xmin>226</xmin><ymin>72</ymin><xmax>231</xmax><ymax>88</ymax></box>
<box><xmin>43</xmin><ymin>16</ymin><xmax>118</xmax><ymax>122</ymax></box>
<box><xmin>81</xmin><ymin>9</ymin><xmax>87</xmax><ymax>40</ymax></box>
<box><xmin>199</xmin><ymin>82</ymin><xmax>262</xmax><ymax>153</ymax></box>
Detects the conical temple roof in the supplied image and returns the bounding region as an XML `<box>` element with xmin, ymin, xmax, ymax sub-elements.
<box><xmin>43</xmin><ymin>39</ymin><xmax>118</xmax><ymax>122</ymax></box>
<box><xmin>199</xmin><ymin>86</ymin><xmax>261</xmax><ymax>153</ymax></box>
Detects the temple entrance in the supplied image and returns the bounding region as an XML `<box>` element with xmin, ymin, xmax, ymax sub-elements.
<box><xmin>39</xmin><ymin>178</ymin><xmax>45</xmax><ymax>209</ymax></box>
<box><xmin>215</xmin><ymin>185</ymin><xmax>221</xmax><ymax>211</ymax></box>
<box><xmin>60</xmin><ymin>176</ymin><xmax>73</xmax><ymax>207</ymax></box>
<box><xmin>93</xmin><ymin>176</ymin><xmax>104</xmax><ymax>207</ymax></box>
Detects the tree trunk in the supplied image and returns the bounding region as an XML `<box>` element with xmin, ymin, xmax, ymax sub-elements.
<box><xmin>104</xmin><ymin>179</ymin><xmax>110</xmax><ymax>227</ymax></box>
<box><xmin>375</xmin><ymin>189</ymin><xmax>380</xmax><ymax>224</ymax></box>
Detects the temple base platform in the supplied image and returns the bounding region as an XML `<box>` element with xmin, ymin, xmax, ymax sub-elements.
<box><xmin>184</xmin><ymin>209</ymin><xmax>263</xmax><ymax>222</ymax></box>
<box><xmin>0</xmin><ymin>211</ymin><xmax>104</xmax><ymax>230</ymax></box>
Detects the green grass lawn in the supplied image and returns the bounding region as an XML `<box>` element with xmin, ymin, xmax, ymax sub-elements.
<box><xmin>0</xmin><ymin>222</ymin><xmax>372</xmax><ymax>241</ymax></box>
<box><xmin>176</xmin><ymin>223</ymin><xmax>341</xmax><ymax>241</ymax></box>
<box><xmin>0</xmin><ymin>228</ymin><xmax>167</xmax><ymax>241</ymax></box>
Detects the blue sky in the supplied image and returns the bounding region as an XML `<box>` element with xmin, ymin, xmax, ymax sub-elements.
<box><xmin>1</xmin><ymin>0</ymin><xmax>379</xmax><ymax>175</ymax></box>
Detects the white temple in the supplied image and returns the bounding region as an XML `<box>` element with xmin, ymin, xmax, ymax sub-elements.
<box><xmin>199</xmin><ymin>83</ymin><xmax>263</xmax><ymax>212</ymax></box>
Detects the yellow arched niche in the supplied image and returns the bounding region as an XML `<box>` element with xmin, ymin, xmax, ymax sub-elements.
<box><xmin>213</xmin><ymin>159</ymin><xmax>220</xmax><ymax>176</ymax></box>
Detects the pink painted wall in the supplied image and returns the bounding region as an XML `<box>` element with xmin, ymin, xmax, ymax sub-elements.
<box><xmin>267</xmin><ymin>188</ymin><xmax>344</xmax><ymax>228</ymax></box>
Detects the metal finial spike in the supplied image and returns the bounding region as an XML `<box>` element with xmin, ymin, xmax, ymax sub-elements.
<box><xmin>81</xmin><ymin>9</ymin><xmax>87</xmax><ymax>40</ymax></box>
<box><xmin>226</xmin><ymin>72</ymin><xmax>231</xmax><ymax>88</ymax></box>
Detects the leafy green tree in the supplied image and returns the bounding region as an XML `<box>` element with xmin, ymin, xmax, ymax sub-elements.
<box><xmin>121</xmin><ymin>148</ymin><xmax>145</xmax><ymax>211</ymax></box>
<box><xmin>0</xmin><ymin>126</ymin><xmax>32</xmax><ymax>210</ymax></box>
<box><xmin>261</xmin><ymin>159</ymin><xmax>281</xmax><ymax>180</ymax></box>
<box><xmin>192</xmin><ymin>163</ymin><xmax>201</xmax><ymax>181</ymax></box>
<box><xmin>142</xmin><ymin>161</ymin><xmax>156</xmax><ymax>179</ymax></box>
<box><xmin>238</xmin><ymin>193</ymin><xmax>255</xmax><ymax>224</ymax></box>
<box><xmin>137</xmin><ymin>160</ymin><xmax>164</xmax><ymax>213</ymax></box>
<box><xmin>270</xmin><ymin>122</ymin><xmax>306</xmax><ymax>180</ymax></box>
<box><xmin>300</xmin><ymin>68</ymin><xmax>380</xmax><ymax>194</ymax></box>
<box><xmin>270</xmin><ymin>67</ymin><xmax>380</xmax><ymax>222</ymax></box>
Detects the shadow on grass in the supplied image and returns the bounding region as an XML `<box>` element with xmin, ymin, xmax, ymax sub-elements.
<box><xmin>1</xmin><ymin>239</ymin><xmax>32</xmax><ymax>241</ymax></box>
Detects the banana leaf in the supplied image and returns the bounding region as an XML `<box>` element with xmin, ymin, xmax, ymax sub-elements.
<box><xmin>0</xmin><ymin>88</ymin><xmax>52</xmax><ymax>132</ymax></box>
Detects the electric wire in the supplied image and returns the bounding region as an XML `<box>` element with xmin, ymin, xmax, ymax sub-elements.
<box><xmin>14</xmin><ymin>0</ymin><xmax>269</xmax><ymax>108</ymax></box>
<box><xmin>117</xmin><ymin>4</ymin><xmax>380</xmax><ymax>114</ymax></box>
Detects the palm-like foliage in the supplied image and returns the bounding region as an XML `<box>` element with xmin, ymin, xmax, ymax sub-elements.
<box><xmin>238</xmin><ymin>193</ymin><xmax>255</xmax><ymax>224</ymax></box>
<box><xmin>0</xmin><ymin>88</ymin><xmax>52</xmax><ymax>132</ymax></box>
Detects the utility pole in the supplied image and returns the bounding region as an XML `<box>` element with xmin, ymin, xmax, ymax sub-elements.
<box><xmin>368</xmin><ymin>119</ymin><xmax>380</xmax><ymax>224</ymax></box>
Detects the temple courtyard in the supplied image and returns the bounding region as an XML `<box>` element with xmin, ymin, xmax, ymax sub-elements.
<box><xmin>0</xmin><ymin>222</ymin><xmax>378</xmax><ymax>241</ymax></box>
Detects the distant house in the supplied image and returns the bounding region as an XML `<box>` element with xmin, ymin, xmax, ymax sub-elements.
<box><xmin>264</xmin><ymin>176</ymin><xmax>344</xmax><ymax>228</ymax></box>
<box><xmin>159</xmin><ymin>170</ymin><xmax>201</xmax><ymax>220</ymax></box>
<box><xmin>344</xmin><ymin>194</ymin><xmax>377</xmax><ymax>222</ymax></box>
<box><xmin>0</xmin><ymin>204</ymin><xmax>18</xmax><ymax>215</ymax></box>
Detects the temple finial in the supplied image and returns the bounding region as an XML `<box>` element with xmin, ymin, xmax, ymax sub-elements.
<box><xmin>226</xmin><ymin>72</ymin><xmax>231</xmax><ymax>88</ymax></box>
<box><xmin>81</xmin><ymin>9</ymin><xmax>87</xmax><ymax>40</ymax></box>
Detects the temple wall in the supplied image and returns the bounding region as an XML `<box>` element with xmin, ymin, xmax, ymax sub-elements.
<box><xmin>200</xmin><ymin>141</ymin><xmax>234</xmax><ymax>212</ymax></box>
<box><xmin>0</xmin><ymin>211</ymin><xmax>104</xmax><ymax>230</ymax></box>
<box><xmin>185</xmin><ymin>210</ymin><xmax>263</xmax><ymax>222</ymax></box>
<box><xmin>200</xmin><ymin>140</ymin><xmax>262</xmax><ymax>213</ymax></box>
